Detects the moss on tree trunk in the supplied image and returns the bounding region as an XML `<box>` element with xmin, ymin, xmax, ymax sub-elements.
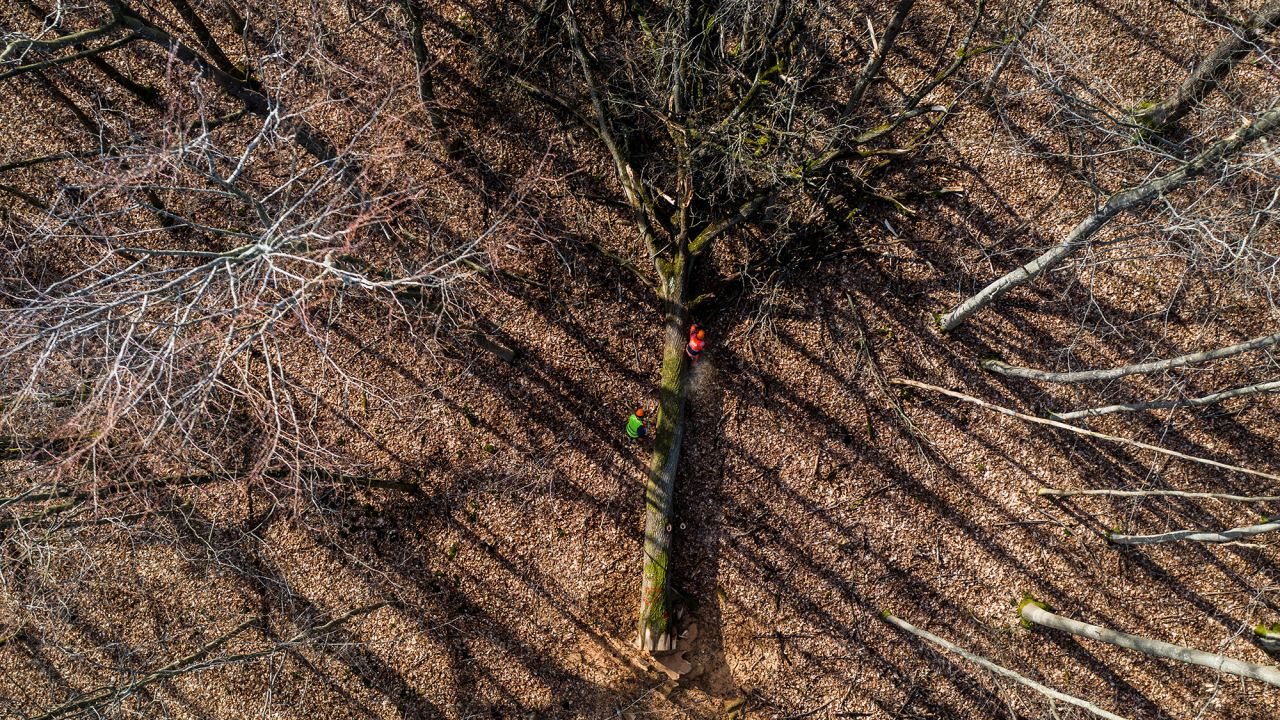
<box><xmin>637</xmin><ymin>261</ymin><xmax>690</xmax><ymax>653</ymax></box>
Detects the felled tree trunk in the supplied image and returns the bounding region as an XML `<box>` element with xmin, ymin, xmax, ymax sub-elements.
<box><xmin>1019</xmin><ymin>599</ymin><xmax>1280</xmax><ymax>687</ymax></box>
<box><xmin>637</xmin><ymin>258</ymin><xmax>691</xmax><ymax>653</ymax></box>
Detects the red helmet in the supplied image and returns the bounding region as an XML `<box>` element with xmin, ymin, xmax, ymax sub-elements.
<box><xmin>696</xmin><ymin>330</ymin><xmax>705</xmax><ymax>340</ymax></box>
<box><xmin>635</xmin><ymin>408</ymin><xmax>644</xmax><ymax>417</ymax></box>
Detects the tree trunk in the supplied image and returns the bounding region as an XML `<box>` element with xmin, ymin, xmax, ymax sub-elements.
<box><xmin>1019</xmin><ymin>599</ymin><xmax>1280</xmax><ymax>688</ymax></box>
<box><xmin>939</xmin><ymin>103</ymin><xmax>1280</xmax><ymax>331</ymax></box>
<box><xmin>1135</xmin><ymin>0</ymin><xmax>1280</xmax><ymax>129</ymax></box>
<box><xmin>637</xmin><ymin>259</ymin><xmax>691</xmax><ymax>654</ymax></box>
<box><xmin>844</xmin><ymin>0</ymin><xmax>916</xmax><ymax>116</ymax></box>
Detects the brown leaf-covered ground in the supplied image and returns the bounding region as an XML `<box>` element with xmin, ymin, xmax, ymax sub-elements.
<box><xmin>1</xmin><ymin>0</ymin><xmax>1279</xmax><ymax>718</ymax></box>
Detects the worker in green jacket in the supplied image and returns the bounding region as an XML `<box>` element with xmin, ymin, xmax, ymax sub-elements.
<box><xmin>626</xmin><ymin>408</ymin><xmax>647</xmax><ymax>439</ymax></box>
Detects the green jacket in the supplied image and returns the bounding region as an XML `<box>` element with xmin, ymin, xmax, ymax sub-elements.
<box><xmin>626</xmin><ymin>413</ymin><xmax>644</xmax><ymax>438</ymax></box>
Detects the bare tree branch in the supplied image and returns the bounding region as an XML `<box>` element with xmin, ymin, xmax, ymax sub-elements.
<box><xmin>883</xmin><ymin>612</ymin><xmax>1129</xmax><ymax>720</ymax></box>
<box><xmin>0</xmin><ymin>18</ymin><xmax>120</xmax><ymax>62</ymax></box>
<box><xmin>984</xmin><ymin>330</ymin><xmax>1280</xmax><ymax>383</ymax></box>
<box><xmin>940</xmin><ymin>103</ymin><xmax>1280</xmax><ymax>331</ymax></box>
<box><xmin>1051</xmin><ymin>379</ymin><xmax>1280</xmax><ymax>420</ymax></box>
<box><xmin>844</xmin><ymin>0</ymin><xmax>916</xmax><ymax>116</ymax></box>
<box><xmin>1107</xmin><ymin>517</ymin><xmax>1280</xmax><ymax>544</ymax></box>
<box><xmin>1136</xmin><ymin>0</ymin><xmax>1280</xmax><ymax>129</ymax></box>
<box><xmin>889</xmin><ymin>377</ymin><xmax>1280</xmax><ymax>483</ymax></box>
<box><xmin>0</xmin><ymin>33</ymin><xmax>139</xmax><ymax>82</ymax></box>
<box><xmin>1019</xmin><ymin>599</ymin><xmax>1280</xmax><ymax>687</ymax></box>
<box><xmin>28</xmin><ymin>603</ymin><xmax>394</xmax><ymax>720</ymax></box>
<box><xmin>1038</xmin><ymin>486</ymin><xmax>1280</xmax><ymax>503</ymax></box>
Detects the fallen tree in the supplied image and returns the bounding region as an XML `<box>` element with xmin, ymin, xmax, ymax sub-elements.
<box><xmin>502</xmin><ymin>0</ymin><xmax>997</xmax><ymax>653</ymax></box>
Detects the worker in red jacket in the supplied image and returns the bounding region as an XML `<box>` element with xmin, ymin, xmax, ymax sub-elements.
<box><xmin>686</xmin><ymin>324</ymin><xmax>705</xmax><ymax>360</ymax></box>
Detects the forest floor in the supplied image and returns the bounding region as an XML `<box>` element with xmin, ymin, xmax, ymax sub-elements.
<box><xmin>2</xmin><ymin>0</ymin><xmax>1279</xmax><ymax>718</ymax></box>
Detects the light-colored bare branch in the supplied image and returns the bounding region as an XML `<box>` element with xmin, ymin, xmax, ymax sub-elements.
<box><xmin>940</xmin><ymin>103</ymin><xmax>1280</xmax><ymax>331</ymax></box>
<box><xmin>1135</xmin><ymin>0</ymin><xmax>1280</xmax><ymax>129</ymax></box>
<box><xmin>1038</xmin><ymin>486</ymin><xmax>1280</xmax><ymax>503</ymax></box>
<box><xmin>984</xmin><ymin>330</ymin><xmax>1280</xmax><ymax>383</ymax></box>
<box><xmin>1107</xmin><ymin>517</ymin><xmax>1280</xmax><ymax>544</ymax></box>
<box><xmin>1019</xmin><ymin>600</ymin><xmax>1280</xmax><ymax>687</ymax></box>
<box><xmin>888</xmin><ymin>377</ymin><xmax>1280</xmax><ymax>483</ymax></box>
<box><xmin>883</xmin><ymin>612</ymin><xmax>1129</xmax><ymax>720</ymax></box>
<box><xmin>0</xmin><ymin>18</ymin><xmax>120</xmax><ymax>62</ymax></box>
<box><xmin>1051</xmin><ymin>379</ymin><xmax>1280</xmax><ymax>420</ymax></box>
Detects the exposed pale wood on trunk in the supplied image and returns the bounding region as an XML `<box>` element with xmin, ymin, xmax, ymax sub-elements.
<box><xmin>637</xmin><ymin>288</ymin><xmax>690</xmax><ymax>652</ymax></box>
